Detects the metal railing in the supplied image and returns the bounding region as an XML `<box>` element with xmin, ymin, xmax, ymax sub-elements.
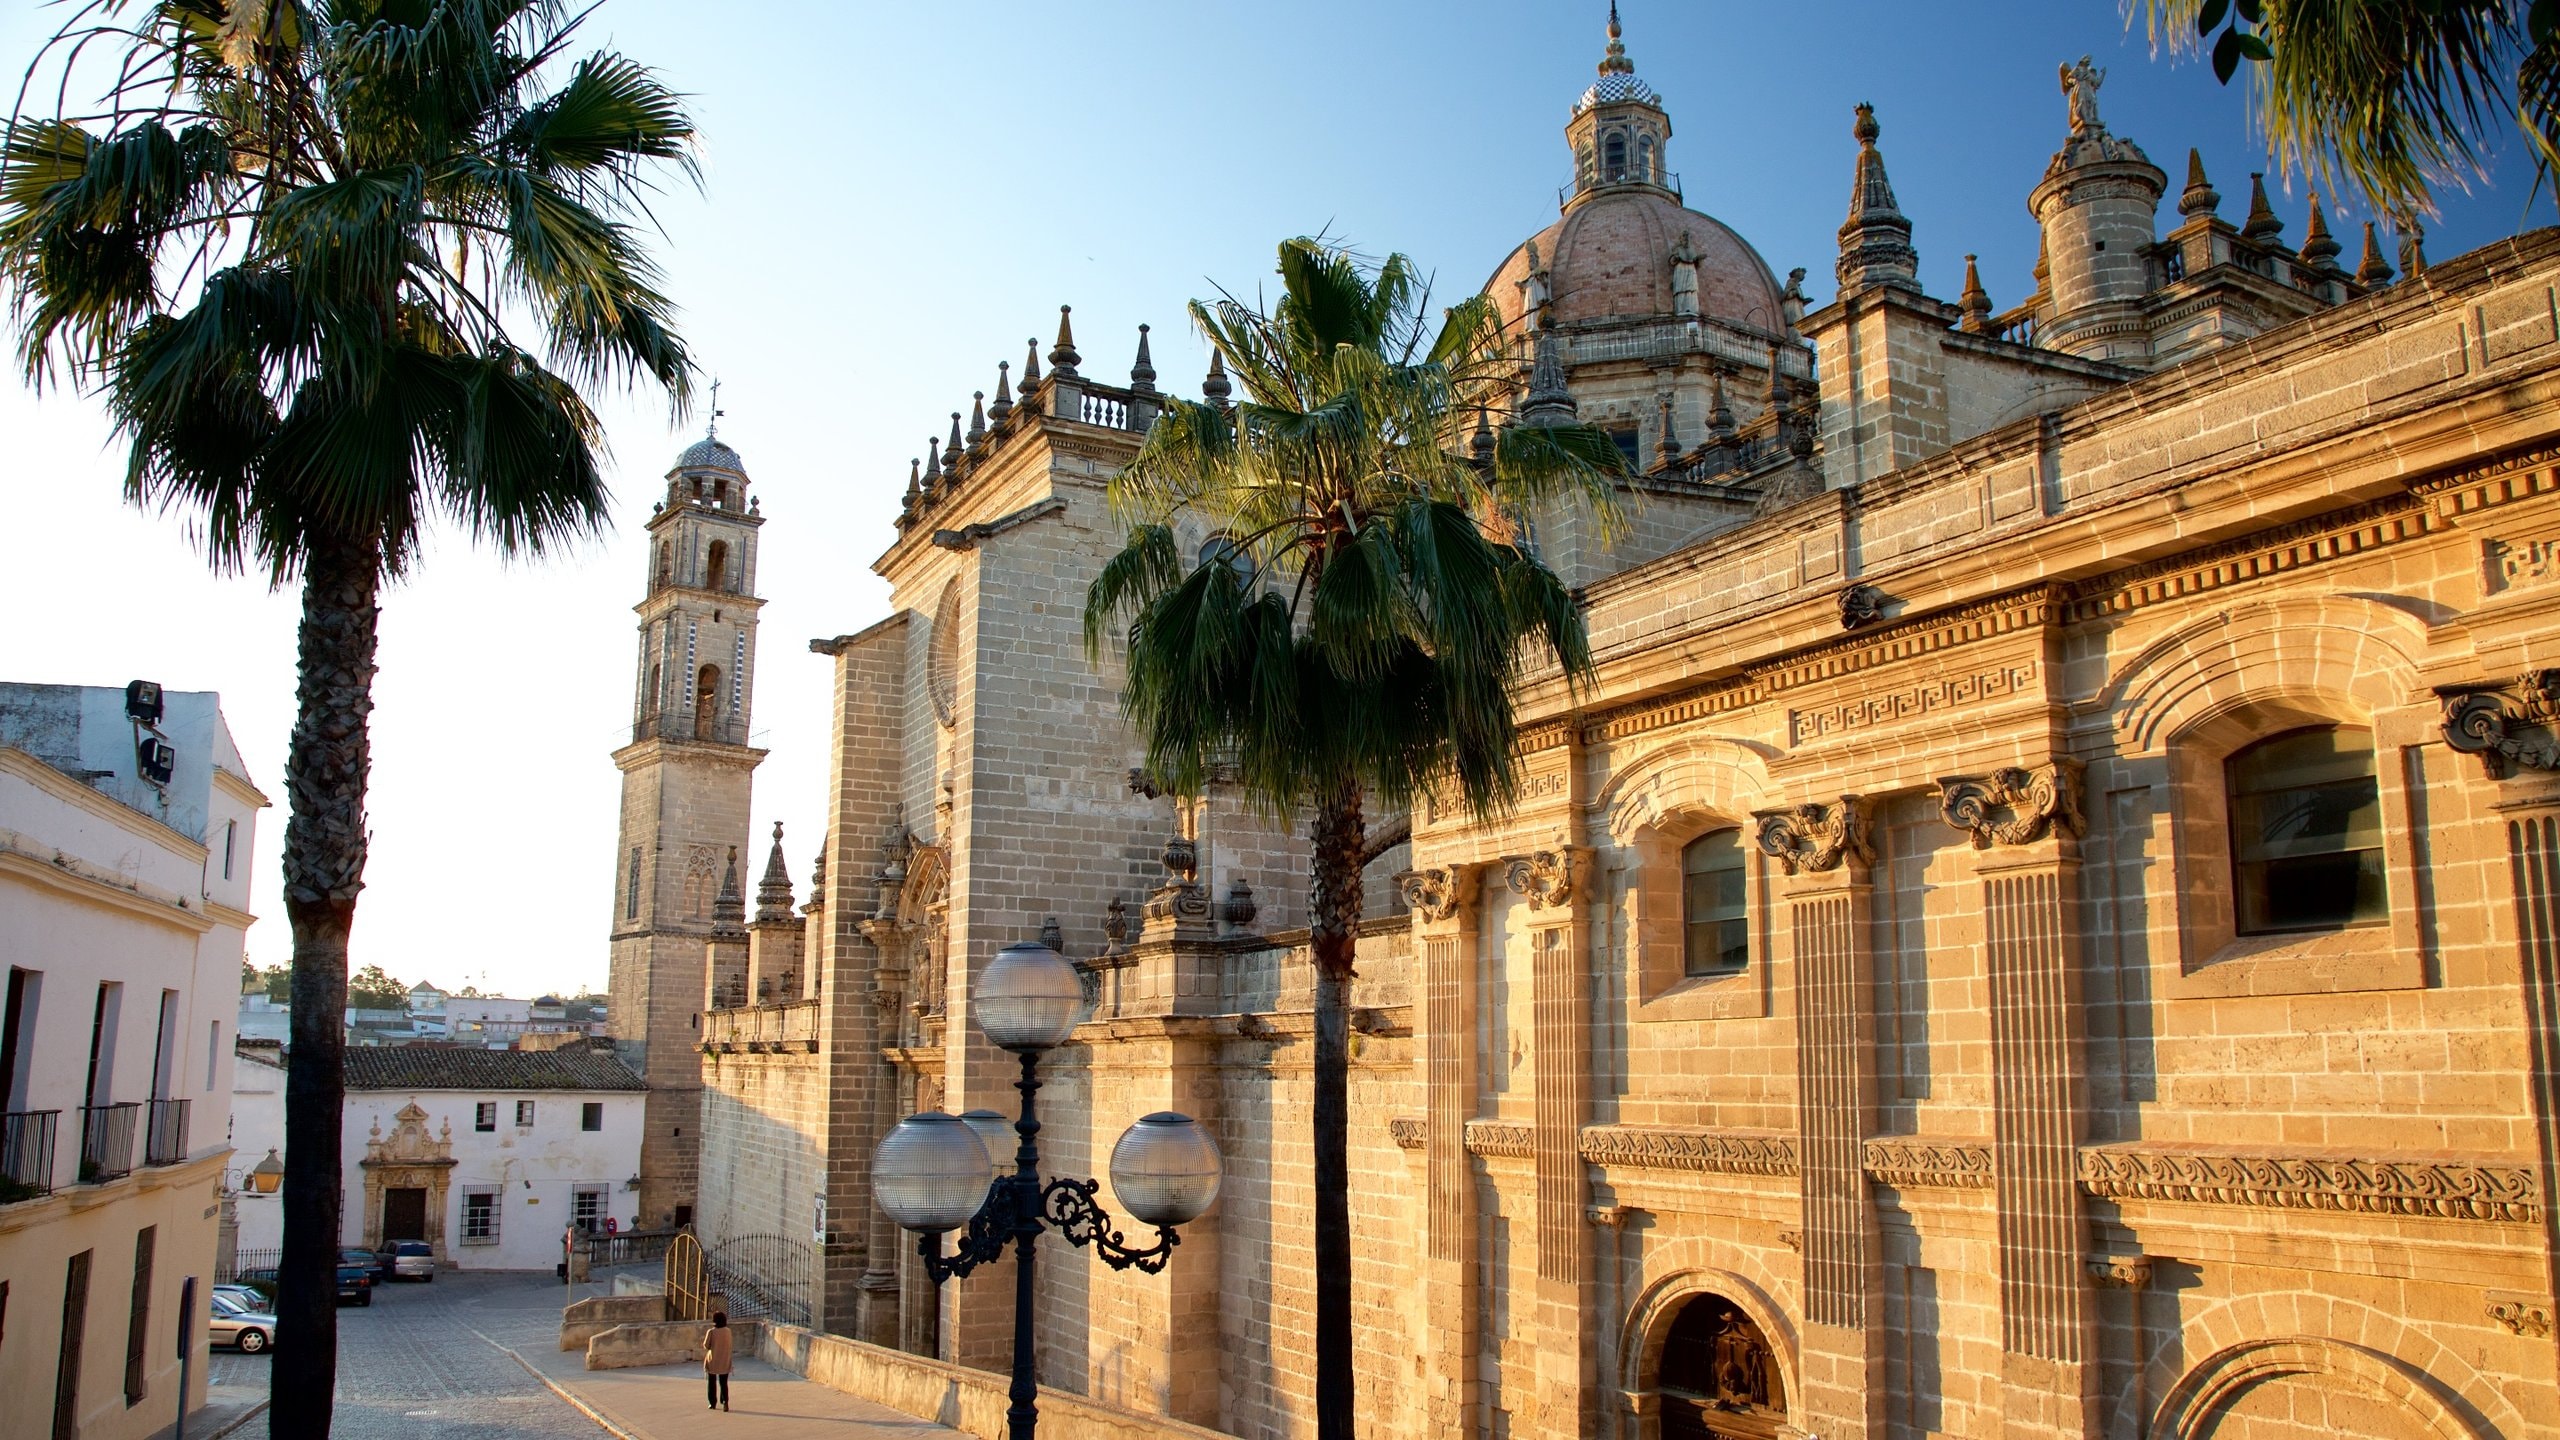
<box><xmin>144</xmin><ymin>1097</ymin><xmax>190</xmax><ymax>1166</ymax></box>
<box><xmin>1559</xmin><ymin>169</ymin><xmax>1683</xmax><ymax>207</ymax></box>
<box><xmin>706</xmin><ymin>1233</ymin><xmax>814</xmax><ymax>1328</ymax></box>
<box><xmin>219</xmin><ymin>1247</ymin><xmax>281</xmax><ymax>1283</ymax></box>
<box><xmin>666</xmin><ymin>1232</ymin><xmax>711</xmax><ymax>1321</ymax></box>
<box><xmin>80</xmin><ymin>1101</ymin><xmax>139</xmax><ymax>1183</ymax></box>
<box><xmin>2</xmin><ymin>1109</ymin><xmax>59</xmax><ymax>1198</ymax></box>
<box><xmin>579</xmin><ymin>1227</ymin><xmax>683</xmax><ymax>1270</ymax></box>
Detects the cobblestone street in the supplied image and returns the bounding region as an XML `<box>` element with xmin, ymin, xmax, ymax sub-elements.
<box><xmin>208</xmin><ymin>1270</ymin><xmax>610</xmax><ymax>1439</ymax></box>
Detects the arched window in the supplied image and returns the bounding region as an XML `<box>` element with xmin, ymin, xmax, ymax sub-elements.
<box><xmin>655</xmin><ymin>542</ymin><xmax>671</xmax><ymax>590</ymax></box>
<box><xmin>694</xmin><ymin>665</ymin><xmax>721</xmax><ymax>741</ymax></box>
<box><xmin>714</xmin><ymin>479</ymin><xmax>729</xmax><ymax>506</ymax></box>
<box><xmin>705</xmin><ymin>540</ymin><xmax>729</xmax><ymax>594</ymax></box>
<box><xmin>1657</xmin><ymin>1293</ymin><xmax>1786</xmax><ymax>1439</ymax></box>
<box><xmin>1199</xmin><ymin>533</ymin><xmax>1254</xmax><ymax>589</ymax></box>
<box><xmin>691</xmin><ymin>477</ymin><xmax>704</xmax><ymax>500</ymax></box>
<box><xmin>1682</xmin><ymin>828</ymin><xmax>1747</xmax><ymax>974</ymax></box>
<box><xmin>1604</xmin><ymin>131</ymin><xmax>1628</xmax><ymax>181</ymax></box>
<box><xmin>1637</xmin><ymin>134</ymin><xmax>1655</xmax><ymax>182</ymax></box>
<box><xmin>644</xmin><ymin>663</ymin><xmax>661</xmax><ymax>718</ymax></box>
<box><xmin>2227</xmin><ymin>726</ymin><xmax>2385</xmax><ymax>934</ymax></box>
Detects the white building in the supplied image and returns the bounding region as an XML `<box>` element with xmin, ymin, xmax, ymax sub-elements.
<box><xmin>0</xmin><ymin>681</ymin><xmax>264</xmax><ymax>1440</ymax></box>
<box><xmin>224</xmin><ymin>1040</ymin><xmax>285</xmax><ymax>1260</ymax></box>
<box><xmin>233</xmin><ymin>993</ymin><xmax>288</xmax><ymax>1044</ymax></box>
<box><xmin>340</xmin><ymin>1046</ymin><xmax>645</xmax><ymax>1271</ymax></box>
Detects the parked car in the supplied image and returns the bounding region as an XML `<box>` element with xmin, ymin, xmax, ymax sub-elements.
<box><xmin>213</xmin><ymin>1282</ymin><xmax>266</xmax><ymax>1312</ymax></box>
<box><xmin>336</xmin><ymin>1262</ymin><xmax>373</xmax><ymax>1306</ymax></box>
<box><xmin>208</xmin><ymin>1292</ymin><xmax>275</xmax><ymax>1353</ymax></box>
<box><xmin>389</xmin><ymin>1240</ymin><xmax>435</xmax><ymax>1282</ymax></box>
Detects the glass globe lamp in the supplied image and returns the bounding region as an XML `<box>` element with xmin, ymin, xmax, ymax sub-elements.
<box><xmin>873</xmin><ymin>1112</ymin><xmax>997</xmax><ymax>1232</ymax></box>
<box><xmin>974</xmin><ymin>941</ymin><xmax>1086</xmax><ymax>1051</ymax></box>
<box><xmin>1108</xmin><ymin>1112</ymin><xmax>1223</xmax><ymax>1227</ymax></box>
<box><xmin>958</xmin><ymin>1108</ymin><xmax>1015</xmax><ymax>1176</ymax></box>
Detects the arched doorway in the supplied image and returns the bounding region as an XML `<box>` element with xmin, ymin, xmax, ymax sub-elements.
<box><xmin>1658</xmin><ymin>1292</ymin><xmax>1787</xmax><ymax>1440</ymax></box>
<box><xmin>694</xmin><ymin>664</ymin><xmax>720</xmax><ymax>740</ymax></box>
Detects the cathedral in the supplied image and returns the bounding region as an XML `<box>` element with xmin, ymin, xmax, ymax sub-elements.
<box><xmin>609</xmin><ymin>13</ymin><xmax>2560</xmax><ymax>1439</ymax></box>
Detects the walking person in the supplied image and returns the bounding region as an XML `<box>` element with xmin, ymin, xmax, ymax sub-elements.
<box><xmin>704</xmin><ymin>1311</ymin><xmax>733</xmax><ymax>1411</ymax></box>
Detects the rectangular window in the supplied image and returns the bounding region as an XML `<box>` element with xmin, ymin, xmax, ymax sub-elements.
<box><xmin>205</xmin><ymin>1022</ymin><xmax>220</xmax><ymax>1092</ymax></box>
<box><xmin>124</xmin><ymin>1226</ymin><xmax>154</xmax><ymax>1406</ymax></box>
<box><xmin>581</xmin><ymin>1102</ymin><xmax>603</xmax><ymax>1132</ymax></box>
<box><xmin>54</xmin><ymin>1251</ymin><xmax>89</xmax><ymax>1440</ymax></box>
<box><xmin>571</xmin><ymin>1186</ymin><xmax>605</xmax><ymax>1233</ymax></box>
<box><xmin>474</xmin><ymin>1102</ymin><xmax>496</xmax><ymax>1133</ymax></box>
<box><xmin>515</xmin><ymin>1100</ymin><xmax>536</xmax><ymax>1128</ymax></box>
<box><xmin>624</xmin><ymin>848</ymin><xmax>642</xmax><ymax>919</ymax></box>
<box><xmin>151</xmin><ymin>991</ymin><xmax>178</xmax><ymax>1101</ymax></box>
<box><xmin>221</xmin><ymin>820</ymin><xmax>236</xmax><ymax>880</ymax></box>
<box><xmin>460</xmin><ymin>1188</ymin><xmax>499</xmax><ymax>1243</ymax></box>
<box><xmin>1</xmin><ymin>968</ymin><xmax>36</xmax><ymax>1114</ymax></box>
<box><xmin>86</xmin><ymin>982</ymin><xmax>122</xmax><ymax>1108</ymax></box>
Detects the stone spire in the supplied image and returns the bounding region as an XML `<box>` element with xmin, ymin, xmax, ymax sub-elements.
<box><xmin>1049</xmin><ymin>305</ymin><xmax>1081</xmax><ymax>380</ymax></box>
<box><xmin>1598</xmin><ymin>0</ymin><xmax>1632</xmax><ymax>76</ymax></box>
<box><xmin>805</xmin><ymin>842</ymin><xmax>826</xmax><ymax>913</ymax></box>
<box><xmin>2397</xmin><ymin>219</ymin><xmax>2427</xmax><ymax>279</ymax></box>
<box><xmin>712</xmin><ymin>846</ymin><xmax>745</xmax><ymax>930</ymax></box>
<box><xmin>944</xmin><ymin>413</ymin><xmax>964</xmax><ymax>477</ymax></box>
<box><xmin>2178</xmin><ymin>149</ymin><xmax>2221</xmax><ymax>218</ymax></box>
<box><xmin>1706</xmin><ymin>365</ymin><xmax>1736</xmax><ymax>441</ymax></box>
<box><xmin>902</xmin><ymin>458</ymin><xmax>921</xmax><ymax>511</ymax></box>
<box><xmin>1652</xmin><ymin>389</ymin><xmax>1679</xmax><ymax>469</ymax></box>
<box><xmin>989</xmin><ymin>361</ymin><xmax>1014</xmax><ymax>423</ymax></box>
<box><xmin>1201</xmin><ymin>348</ymin><xmax>1233</xmax><ymax>409</ymax></box>
<box><xmin>966</xmin><ymin>391</ymin><xmax>988</xmax><ymax>446</ymax></box>
<box><xmin>921</xmin><ymin>436</ymin><xmax>941</xmax><ymax>496</ymax></box>
<box><xmin>1022</xmin><ymin>337</ymin><xmax>1042</xmax><ymax>389</ymax></box>
<box><xmin>2297</xmin><ymin>191</ymin><xmax>2342</xmax><ymax>269</ymax></box>
<box><xmin>1470</xmin><ymin>404</ymin><xmax>1496</xmax><ymax>466</ymax></box>
<box><xmin>1836</xmin><ymin>103</ymin><xmax>1919</xmax><ymax>294</ymax></box>
<box><xmin>2355</xmin><ymin>221</ymin><xmax>2395</xmax><ymax>287</ymax></box>
<box><xmin>755</xmin><ymin>821</ymin><xmax>795</xmax><ymax>924</ymax></box>
<box><xmin>1129</xmin><ymin>323</ymin><xmax>1158</xmax><ymax>394</ymax></box>
<box><xmin>1958</xmin><ymin>253</ymin><xmax>1993</xmax><ymax>333</ymax></box>
<box><xmin>1518</xmin><ymin>327</ymin><xmax>1577</xmax><ymax>426</ymax></box>
<box><xmin>2242</xmin><ymin>173</ymin><xmax>2284</xmax><ymax>243</ymax></box>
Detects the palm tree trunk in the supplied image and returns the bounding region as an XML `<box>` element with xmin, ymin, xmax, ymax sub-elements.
<box><xmin>271</xmin><ymin>535</ymin><xmax>380</xmax><ymax>1440</ymax></box>
<box><xmin>1308</xmin><ymin>785</ymin><xmax>1363</xmax><ymax>1440</ymax></box>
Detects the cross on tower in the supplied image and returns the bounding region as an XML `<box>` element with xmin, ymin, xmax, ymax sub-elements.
<box><xmin>707</xmin><ymin>376</ymin><xmax>725</xmax><ymax>438</ymax></box>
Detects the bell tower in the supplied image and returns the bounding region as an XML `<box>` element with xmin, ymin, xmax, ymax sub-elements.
<box><xmin>607</xmin><ymin>411</ymin><xmax>767</xmax><ymax>1230</ymax></box>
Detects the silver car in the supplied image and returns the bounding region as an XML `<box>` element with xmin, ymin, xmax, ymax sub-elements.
<box><xmin>389</xmin><ymin>1240</ymin><xmax>436</xmax><ymax>1281</ymax></box>
<box><xmin>209</xmin><ymin>1291</ymin><xmax>275</xmax><ymax>1353</ymax></box>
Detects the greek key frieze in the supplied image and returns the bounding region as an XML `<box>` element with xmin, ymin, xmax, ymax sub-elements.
<box><xmin>1751</xmin><ymin>796</ymin><xmax>1872</xmax><ymax>875</ymax></box>
<box><xmin>2075</xmin><ymin>1144</ymin><xmax>2543</xmax><ymax>1223</ymax></box>
<box><xmin>1937</xmin><ymin>760</ymin><xmax>2085</xmax><ymax>848</ymax></box>
<box><xmin>1861</xmin><ymin>1137</ymin><xmax>1994</xmax><ymax>1189</ymax></box>
<box><xmin>1576</xmin><ymin>1124</ymin><xmax>1800</xmax><ymax>1177</ymax></box>
<box><xmin>1788</xmin><ymin>662</ymin><xmax>2039</xmax><ymax>745</ymax></box>
<box><xmin>2439</xmin><ymin>670</ymin><xmax>2560</xmax><ymax>778</ymax></box>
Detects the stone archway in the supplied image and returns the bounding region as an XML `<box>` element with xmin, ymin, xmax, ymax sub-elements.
<box><xmin>1620</xmin><ymin>1270</ymin><xmax>1798</xmax><ymax>1440</ymax></box>
<box><xmin>358</xmin><ymin>1102</ymin><xmax>456</xmax><ymax>1262</ymax></box>
<box><xmin>2151</xmin><ymin>1338</ymin><xmax>2493</xmax><ymax>1440</ymax></box>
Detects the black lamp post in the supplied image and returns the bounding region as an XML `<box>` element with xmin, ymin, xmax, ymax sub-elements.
<box><xmin>873</xmin><ymin>939</ymin><xmax>1222</xmax><ymax>1440</ymax></box>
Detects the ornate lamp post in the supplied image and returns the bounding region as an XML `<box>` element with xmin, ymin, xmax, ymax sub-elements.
<box><xmin>873</xmin><ymin>939</ymin><xmax>1222</xmax><ymax>1440</ymax></box>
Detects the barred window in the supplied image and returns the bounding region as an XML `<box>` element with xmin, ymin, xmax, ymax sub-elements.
<box><xmin>461</xmin><ymin>1189</ymin><xmax>498</xmax><ymax>1243</ymax></box>
<box><xmin>474</xmin><ymin>1102</ymin><xmax>495</xmax><ymax>1133</ymax></box>
<box><xmin>515</xmin><ymin>1100</ymin><xmax>536</xmax><ymax>1128</ymax></box>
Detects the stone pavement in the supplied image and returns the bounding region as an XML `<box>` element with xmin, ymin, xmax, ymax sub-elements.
<box><xmin>196</xmin><ymin>1268</ymin><xmax>961</xmax><ymax>1439</ymax></box>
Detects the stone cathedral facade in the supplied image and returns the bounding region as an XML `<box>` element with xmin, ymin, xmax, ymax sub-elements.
<box><xmin>661</xmin><ymin>17</ymin><xmax>2560</xmax><ymax>1440</ymax></box>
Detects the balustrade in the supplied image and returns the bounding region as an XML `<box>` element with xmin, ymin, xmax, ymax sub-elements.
<box><xmin>144</xmin><ymin>1097</ymin><xmax>189</xmax><ymax>1166</ymax></box>
<box><xmin>80</xmin><ymin>1101</ymin><xmax>138</xmax><ymax>1183</ymax></box>
<box><xmin>1</xmin><ymin>1109</ymin><xmax>58</xmax><ymax>1198</ymax></box>
<box><xmin>701</xmin><ymin>997</ymin><xmax>819</xmax><ymax>1052</ymax></box>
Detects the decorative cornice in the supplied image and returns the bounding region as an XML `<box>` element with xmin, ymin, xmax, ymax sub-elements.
<box><xmin>1937</xmin><ymin>760</ymin><xmax>2085</xmax><ymax>848</ymax></box>
<box><xmin>1388</xmin><ymin>1117</ymin><xmax>1425</xmax><ymax>1151</ymax></box>
<box><xmin>1752</xmin><ymin>796</ymin><xmax>1872</xmax><ymax>875</ymax></box>
<box><xmin>2076</xmin><ymin>1144</ymin><xmax>2542</xmax><ymax>1223</ymax></box>
<box><xmin>2409</xmin><ymin>441</ymin><xmax>2560</xmax><ymax>502</ymax></box>
<box><xmin>1578</xmin><ymin>1124</ymin><xmax>1800</xmax><ymax>1177</ymax></box>
<box><xmin>1503</xmin><ymin>848</ymin><xmax>1587</xmax><ymax>910</ymax></box>
<box><xmin>1862</xmin><ymin>1137</ymin><xmax>1994</xmax><ymax>1189</ymax></box>
<box><xmin>2439</xmin><ymin>670</ymin><xmax>2560</xmax><ymax>778</ymax></box>
<box><xmin>2066</xmin><ymin>493</ymin><xmax>2433</xmax><ymax>623</ymax></box>
<box><xmin>1395</xmin><ymin>865</ymin><xmax>1480</xmax><ymax>923</ymax></box>
<box><xmin>1465</xmin><ymin>1120</ymin><xmax>1535</xmax><ymax>1159</ymax></box>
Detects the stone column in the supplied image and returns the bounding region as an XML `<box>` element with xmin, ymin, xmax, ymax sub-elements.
<box><xmin>1511</xmin><ymin>848</ymin><xmax>1599</xmax><ymax>1439</ymax></box>
<box><xmin>1755</xmin><ymin>796</ymin><xmax>1883</xmax><ymax>1440</ymax></box>
<box><xmin>1938</xmin><ymin>763</ymin><xmax>2093</xmax><ymax>1439</ymax></box>
<box><xmin>1401</xmin><ymin>864</ymin><xmax>1484</xmax><ymax>1436</ymax></box>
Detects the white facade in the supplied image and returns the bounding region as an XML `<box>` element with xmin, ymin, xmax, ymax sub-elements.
<box><xmin>225</xmin><ymin>1043</ymin><xmax>285</xmax><ymax>1256</ymax></box>
<box><xmin>0</xmin><ymin>682</ymin><xmax>265</xmax><ymax>1440</ymax></box>
<box><xmin>340</xmin><ymin>1079</ymin><xmax>644</xmax><ymax>1271</ymax></box>
<box><xmin>233</xmin><ymin>994</ymin><xmax>288</xmax><ymax>1043</ymax></box>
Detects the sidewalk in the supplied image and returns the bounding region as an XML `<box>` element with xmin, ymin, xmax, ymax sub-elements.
<box><xmin>148</xmin><ymin>1383</ymin><xmax>269</xmax><ymax>1440</ymax></box>
<box><xmin>480</xmin><ymin>1325</ymin><xmax>964</xmax><ymax>1440</ymax></box>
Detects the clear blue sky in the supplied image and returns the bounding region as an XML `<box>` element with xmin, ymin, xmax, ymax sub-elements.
<box><xmin>5</xmin><ymin>1</ymin><xmax>2544</xmax><ymax>997</ymax></box>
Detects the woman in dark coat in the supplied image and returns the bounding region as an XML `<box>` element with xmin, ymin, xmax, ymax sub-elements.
<box><xmin>705</xmin><ymin>1311</ymin><xmax>733</xmax><ymax>1411</ymax></box>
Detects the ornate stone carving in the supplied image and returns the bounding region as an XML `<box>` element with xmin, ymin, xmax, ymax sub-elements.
<box><xmin>2075</xmin><ymin>1144</ymin><xmax>2542</xmax><ymax>1223</ymax></box>
<box><xmin>1937</xmin><ymin>760</ymin><xmax>2085</xmax><ymax>848</ymax></box>
<box><xmin>1388</xmin><ymin>1117</ymin><xmax>1425</xmax><ymax>1151</ymax></box>
<box><xmin>2439</xmin><ymin>670</ymin><xmax>2560</xmax><ymax>778</ymax></box>
<box><xmin>1503</xmin><ymin>849</ymin><xmax>1584</xmax><ymax>909</ymax></box>
<box><xmin>1751</xmin><ymin>796</ymin><xmax>1872</xmax><ymax>875</ymax></box>
<box><xmin>1838</xmin><ymin>583</ymin><xmax>1885</xmax><ymax>629</ymax></box>
<box><xmin>1101</xmin><ymin>895</ymin><xmax>1131</xmax><ymax>951</ymax></box>
<box><xmin>1861</xmin><ymin>1137</ymin><xmax>1995</xmax><ymax>1189</ymax></box>
<box><xmin>1463</xmin><ymin>1120</ymin><xmax>1535</xmax><ymax>1159</ymax></box>
<box><xmin>1222</xmin><ymin>877</ymin><xmax>1258</xmax><ymax>930</ymax></box>
<box><xmin>1577</xmin><ymin>1124</ymin><xmax>1801</xmax><ymax>1177</ymax></box>
<box><xmin>2487</xmin><ymin>1294</ymin><xmax>2555</xmax><ymax>1337</ymax></box>
<box><xmin>1777</xmin><ymin>1229</ymin><xmax>1803</xmax><ymax>1253</ymax></box>
<box><xmin>1396</xmin><ymin>865</ymin><xmax>1479</xmax><ymax>922</ymax></box>
<box><xmin>2085</xmin><ymin>1255</ymin><xmax>2153</xmax><ymax>1289</ymax></box>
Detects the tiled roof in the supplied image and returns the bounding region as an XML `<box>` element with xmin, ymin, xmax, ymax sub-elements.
<box><xmin>342</xmin><ymin>1046</ymin><xmax>645</xmax><ymax>1093</ymax></box>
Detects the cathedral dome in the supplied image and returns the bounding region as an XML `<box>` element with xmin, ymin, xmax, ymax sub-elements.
<box><xmin>674</xmin><ymin>434</ymin><xmax>745</xmax><ymax>476</ymax></box>
<box><xmin>1486</xmin><ymin>189</ymin><xmax>1786</xmax><ymax>334</ymax></box>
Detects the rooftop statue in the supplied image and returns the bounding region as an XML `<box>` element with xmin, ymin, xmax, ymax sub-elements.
<box><xmin>2061</xmin><ymin>55</ymin><xmax>2106</xmax><ymax>135</ymax></box>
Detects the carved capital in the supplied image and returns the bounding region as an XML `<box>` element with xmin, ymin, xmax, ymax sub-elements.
<box><xmin>2487</xmin><ymin>1294</ymin><xmax>2555</xmax><ymax>1337</ymax></box>
<box><xmin>2085</xmin><ymin>1255</ymin><xmax>2153</xmax><ymax>1289</ymax></box>
<box><xmin>1503</xmin><ymin>848</ymin><xmax>1587</xmax><ymax>909</ymax></box>
<box><xmin>2439</xmin><ymin>670</ymin><xmax>2560</xmax><ymax>778</ymax></box>
<box><xmin>1937</xmin><ymin>759</ymin><xmax>2086</xmax><ymax>848</ymax></box>
<box><xmin>1395</xmin><ymin>865</ymin><xmax>1481</xmax><ymax>923</ymax></box>
<box><xmin>1751</xmin><ymin>796</ymin><xmax>1872</xmax><ymax>875</ymax></box>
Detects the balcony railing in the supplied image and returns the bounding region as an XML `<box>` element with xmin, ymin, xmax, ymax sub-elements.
<box><xmin>2</xmin><ymin>1109</ymin><xmax>59</xmax><ymax>1199</ymax></box>
<box><xmin>80</xmin><ymin>1102</ymin><xmax>139</xmax><ymax>1183</ymax></box>
<box><xmin>144</xmin><ymin>1097</ymin><xmax>190</xmax><ymax>1167</ymax></box>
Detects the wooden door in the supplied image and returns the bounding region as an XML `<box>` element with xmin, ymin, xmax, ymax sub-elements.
<box><xmin>383</xmin><ymin>1187</ymin><xmax>428</xmax><ymax>1242</ymax></box>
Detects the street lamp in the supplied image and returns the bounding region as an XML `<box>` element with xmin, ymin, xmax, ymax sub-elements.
<box><xmin>873</xmin><ymin>938</ymin><xmax>1222</xmax><ymax>1440</ymax></box>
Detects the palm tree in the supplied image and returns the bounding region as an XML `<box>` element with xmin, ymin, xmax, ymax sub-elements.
<box><xmin>1084</xmin><ymin>237</ymin><xmax>1625</xmax><ymax>1440</ymax></box>
<box><xmin>2</xmin><ymin>3</ymin><xmax>694</xmax><ymax>1432</ymax></box>
<box><xmin>2149</xmin><ymin>0</ymin><xmax>2560</xmax><ymax>228</ymax></box>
